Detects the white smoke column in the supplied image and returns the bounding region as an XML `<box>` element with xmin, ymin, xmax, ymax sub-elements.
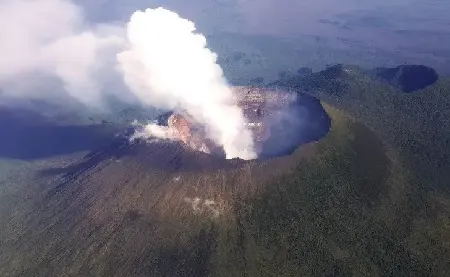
<box><xmin>130</xmin><ymin>120</ymin><xmax>176</xmax><ymax>142</ymax></box>
<box><xmin>117</xmin><ymin>8</ymin><xmax>256</xmax><ymax>160</ymax></box>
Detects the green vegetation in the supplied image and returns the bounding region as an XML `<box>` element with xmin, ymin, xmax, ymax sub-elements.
<box><xmin>208</xmin><ymin>105</ymin><xmax>448</xmax><ymax>276</ymax></box>
<box><xmin>275</xmin><ymin>64</ymin><xmax>450</xmax><ymax>192</ymax></box>
<box><xmin>59</xmin><ymin>104</ymin><xmax>440</xmax><ymax>277</ymax></box>
<box><xmin>117</xmin><ymin>103</ymin><xmax>446</xmax><ymax>276</ymax></box>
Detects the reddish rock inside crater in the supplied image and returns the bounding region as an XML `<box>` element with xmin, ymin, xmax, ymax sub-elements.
<box><xmin>163</xmin><ymin>86</ymin><xmax>303</xmax><ymax>158</ymax></box>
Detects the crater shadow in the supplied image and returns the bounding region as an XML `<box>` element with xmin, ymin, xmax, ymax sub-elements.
<box><xmin>259</xmin><ymin>92</ymin><xmax>331</xmax><ymax>159</ymax></box>
<box><xmin>0</xmin><ymin>107</ymin><xmax>116</xmax><ymax>160</ymax></box>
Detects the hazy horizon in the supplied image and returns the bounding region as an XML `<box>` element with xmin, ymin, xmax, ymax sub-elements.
<box><xmin>75</xmin><ymin>0</ymin><xmax>450</xmax><ymax>74</ymax></box>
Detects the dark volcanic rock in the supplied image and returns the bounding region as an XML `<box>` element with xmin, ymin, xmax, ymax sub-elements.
<box><xmin>44</xmin><ymin>130</ymin><xmax>246</xmax><ymax>178</ymax></box>
<box><xmin>372</xmin><ymin>65</ymin><xmax>439</xmax><ymax>92</ymax></box>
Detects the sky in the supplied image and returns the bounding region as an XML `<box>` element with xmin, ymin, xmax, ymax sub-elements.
<box><xmin>72</xmin><ymin>0</ymin><xmax>450</xmax><ymax>55</ymax></box>
<box><xmin>76</xmin><ymin>0</ymin><xmax>450</xmax><ymax>35</ymax></box>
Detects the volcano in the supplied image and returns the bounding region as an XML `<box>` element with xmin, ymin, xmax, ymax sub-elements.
<box><xmin>3</xmin><ymin>65</ymin><xmax>450</xmax><ymax>276</ymax></box>
<box><xmin>2</xmin><ymin>99</ymin><xmax>403</xmax><ymax>277</ymax></box>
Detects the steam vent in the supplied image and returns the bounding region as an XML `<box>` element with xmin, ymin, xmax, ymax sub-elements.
<box><xmin>157</xmin><ymin>86</ymin><xmax>331</xmax><ymax>160</ymax></box>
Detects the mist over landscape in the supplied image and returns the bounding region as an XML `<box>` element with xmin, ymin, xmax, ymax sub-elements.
<box><xmin>1</xmin><ymin>1</ymin><xmax>450</xmax><ymax>276</ymax></box>
<box><xmin>78</xmin><ymin>0</ymin><xmax>450</xmax><ymax>77</ymax></box>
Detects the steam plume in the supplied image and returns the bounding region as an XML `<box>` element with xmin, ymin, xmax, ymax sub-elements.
<box><xmin>0</xmin><ymin>0</ymin><xmax>125</xmax><ymax>108</ymax></box>
<box><xmin>131</xmin><ymin>120</ymin><xmax>176</xmax><ymax>142</ymax></box>
<box><xmin>117</xmin><ymin>8</ymin><xmax>256</xmax><ymax>160</ymax></box>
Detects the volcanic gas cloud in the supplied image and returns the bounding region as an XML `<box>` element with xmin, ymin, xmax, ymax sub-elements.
<box><xmin>117</xmin><ymin>8</ymin><xmax>257</xmax><ymax>160</ymax></box>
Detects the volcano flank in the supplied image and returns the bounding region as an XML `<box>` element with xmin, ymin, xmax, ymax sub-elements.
<box><xmin>3</xmin><ymin>100</ymin><xmax>401</xmax><ymax>277</ymax></box>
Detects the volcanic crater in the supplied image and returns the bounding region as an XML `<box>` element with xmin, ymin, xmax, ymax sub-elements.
<box><xmin>48</xmin><ymin>86</ymin><xmax>330</xmax><ymax>182</ymax></box>
<box><xmin>42</xmin><ymin>87</ymin><xmax>331</xmax><ymax>191</ymax></box>
<box><xmin>128</xmin><ymin>86</ymin><xmax>331</xmax><ymax>170</ymax></box>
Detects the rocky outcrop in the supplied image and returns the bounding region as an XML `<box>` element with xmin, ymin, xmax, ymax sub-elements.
<box><xmin>167</xmin><ymin>113</ymin><xmax>215</xmax><ymax>155</ymax></box>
